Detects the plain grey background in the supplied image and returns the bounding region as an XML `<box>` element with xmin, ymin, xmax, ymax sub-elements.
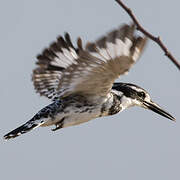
<box><xmin>1</xmin><ymin>0</ymin><xmax>180</xmax><ymax>179</ymax></box>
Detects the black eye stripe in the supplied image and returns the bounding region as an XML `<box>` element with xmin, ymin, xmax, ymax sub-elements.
<box><xmin>113</xmin><ymin>85</ymin><xmax>137</xmax><ymax>98</ymax></box>
<box><xmin>112</xmin><ymin>83</ymin><xmax>147</xmax><ymax>99</ymax></box>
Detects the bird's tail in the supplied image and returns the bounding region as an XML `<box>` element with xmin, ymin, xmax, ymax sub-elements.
<box><xmin>4</xmin><ymin>101</ymin><xmax>61</xmax><ymax>140</ymax></box>
<box><xmin>4</xmin><ymin>118</ymin><xmax>44</xmax><ymax>140</ymax></box>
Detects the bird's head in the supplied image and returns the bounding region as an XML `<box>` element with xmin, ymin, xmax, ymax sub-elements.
<box><xmin>112</xmin><ymin>83</ymin><xmax>175</xmax><ymax>121</ymax></box>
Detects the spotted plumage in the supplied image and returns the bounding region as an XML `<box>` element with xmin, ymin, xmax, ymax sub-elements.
<box><xmin>4</xmin><ymin>24</ymin><xmax>175</xmax><ymax>140</ymax></box>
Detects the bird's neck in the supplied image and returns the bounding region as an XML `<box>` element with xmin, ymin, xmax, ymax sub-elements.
<box><xmin>105</xmin><ymin>92</ymin><xmax>123</xmax><ymax>115</ymax></box>
<box><xmin>108</xmin><ymin>90</ymin><xmax>135</xmax><ymax>115</ymax></box>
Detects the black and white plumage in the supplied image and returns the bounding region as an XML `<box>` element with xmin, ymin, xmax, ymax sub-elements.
<box><xmin>4</xmin><ymin>24</ymin><xmax>175</xmax><ymax>140</ymax></box>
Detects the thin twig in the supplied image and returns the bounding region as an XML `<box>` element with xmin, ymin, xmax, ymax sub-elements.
<box><xmin>115</xmin><ymin>0</ymin><xmax>180</xmax><ymax>70</ymax></box>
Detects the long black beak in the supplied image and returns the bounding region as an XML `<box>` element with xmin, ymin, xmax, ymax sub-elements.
<box><xmin>143</xmin><ymin>101</ymin><xmax>175</xmax><ymax>121</ymax></box>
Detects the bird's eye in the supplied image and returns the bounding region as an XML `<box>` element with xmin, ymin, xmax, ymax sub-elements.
<box><xmin>139</xmin><ymin>92</ymin><xmax>146</xmax><ymax>99</ymax></box>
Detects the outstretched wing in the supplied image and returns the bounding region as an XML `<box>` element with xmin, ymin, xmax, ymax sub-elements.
<box><xmin>33</xmin><ymin>24</ymin><xmax>147</xmax><ymax>100</ymax></box>
<box><xmin>56</xmin><ymin>24</ymin><xmax>147</xmax><ymax>97</ymax></box>
<box><xmin>32</xmin><ymin>33</ymin><xmax>80</xmax><ymax>99</ymax></box>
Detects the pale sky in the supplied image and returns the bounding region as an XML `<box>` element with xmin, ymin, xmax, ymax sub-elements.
<box><xmin>1</xmin><ymin>0</ymin><xmax>180</xmax><ymax>179</ymax></box>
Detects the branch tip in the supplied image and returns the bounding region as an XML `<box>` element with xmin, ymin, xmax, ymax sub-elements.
<box><xmin>115</xmin><ymin>0</ymin><xmax>180</xmax><ymax>70</ymax></box>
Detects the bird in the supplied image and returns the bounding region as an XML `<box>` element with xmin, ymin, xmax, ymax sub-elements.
<box><xmin>4</xmin><ymin>23</ymin><xmax>175</xmax><ymax>140</ymax></box>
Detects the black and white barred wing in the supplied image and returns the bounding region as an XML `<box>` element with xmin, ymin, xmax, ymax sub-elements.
<box><xmin>56</xmin><ymin>24</ymin><xmax>147</xmax><ymax>97</ymax></box>
<box><xmin>32</xmin><ymin>33</ymin><xmax>80</xmax><ymax>99</ymax></box>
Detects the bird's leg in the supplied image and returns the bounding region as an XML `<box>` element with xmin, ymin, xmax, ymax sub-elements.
<box><xmin>51</xmin><ymin>118</ymin><xmax>64</xmax><ymax>131</ymax></box>
<box><xmin>51</xmin><ymin>124</ymin><xmax>62</xmax><ymax>131</ymax></box>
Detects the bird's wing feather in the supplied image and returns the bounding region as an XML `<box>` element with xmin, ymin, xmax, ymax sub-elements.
<box><xmin>32</xmin><ymin>33</ymin><xmax>80</xmax><ymax>99</ymax></box>
<box><xmin>56</xmin><ymin>24</ymin><xmax>147</xmax><ymax>97</ymax></box>
<box><xmin>33</xmin><ymin>24</ymin><xmax>147</xmax><ymax>100</ymax></box>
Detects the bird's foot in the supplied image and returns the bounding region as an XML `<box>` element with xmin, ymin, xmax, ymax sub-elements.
<box><xmin>51</xmin><ymin>123</ymin><xmax>63</xmax><ymax>131</ymax></box>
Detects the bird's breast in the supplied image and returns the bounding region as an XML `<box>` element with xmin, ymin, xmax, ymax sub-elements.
<box><xmin>106</xmin><ymin>93</ymin><xmax>123</xmax><ymax>115</ymax></box>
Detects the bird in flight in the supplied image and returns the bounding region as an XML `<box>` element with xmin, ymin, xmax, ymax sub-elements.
<box><xmin>4</xmin><ymin>24</ymin><xmax>175</xmax><ymax>140</ymax></box>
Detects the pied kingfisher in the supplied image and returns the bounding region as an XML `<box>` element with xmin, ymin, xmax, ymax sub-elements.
<box><xmin>4</xmin><ymin>24</ymin><xmax>175</xmax><ymax>140</ymax></box>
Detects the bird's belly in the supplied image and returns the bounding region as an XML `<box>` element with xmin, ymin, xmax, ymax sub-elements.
<box><xmin>41</xmin><ymin>105</ymin><xmax>101</xmax><ymax>127</ymax></box>
<box><xmin>62</xmin><ymin>111</ymin><xmax>99</xmax><ymax>127</ymax></box>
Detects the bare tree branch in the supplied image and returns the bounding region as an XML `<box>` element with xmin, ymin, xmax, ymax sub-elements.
<box><xmin>115</xmin><ymin>0</ymin><xmax>180</xmax><ymax>70</ymax></box>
